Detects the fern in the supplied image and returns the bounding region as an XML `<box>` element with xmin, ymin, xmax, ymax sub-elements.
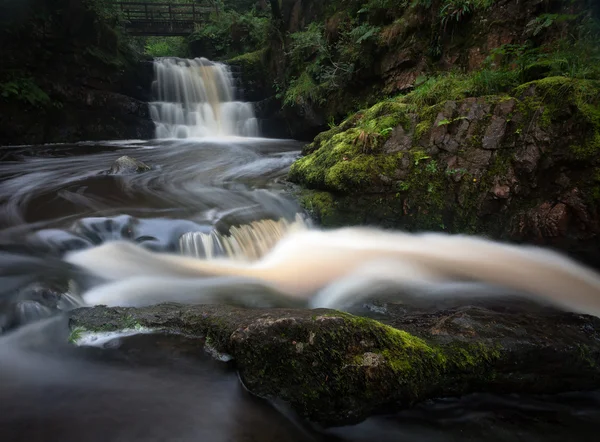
<box><xmin>525</xmin><ymin>14</ymin><xmax>578</xmax><ymax>37</ymax></box>
<box><xmin>0</xmin><ymin>77</ymin><xmax>52</xmax><ymax>108</ymax></box>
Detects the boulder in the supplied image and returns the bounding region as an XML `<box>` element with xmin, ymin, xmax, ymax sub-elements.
<box><xmin>108</xmin><ymin>156</ymin><xmax>151</xmax><ymax>175</ymax></box>
<box><xmin>69</xmin><ymin>302</ymin><xmax>600</xmax><ymax>427</ymax></box>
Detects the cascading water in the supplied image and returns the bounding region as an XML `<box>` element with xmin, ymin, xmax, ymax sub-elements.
<box><xmin>149</xmin><ymin>57</ymin><xmax>259</xmax><ymax>139</ymax></box>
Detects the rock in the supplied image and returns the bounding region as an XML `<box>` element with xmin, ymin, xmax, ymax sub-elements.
<box><xmin>481</xmin><ymin>115</ymin><xmax>507</xmax><ymax>150</ymax></box>
<box><xmin>290</xmin><ymin>77</ymin><xmax>600</xmax><ymax>265</ymax></box>
<box><xmin>108</xmin><ymin>156</ymin><xmax>151</xmax><ymax>175</ymax></box>
<box><xmin>69</xmin><ymin>303</ymin><xmax>600</xmax><ymax>427</ymax></box>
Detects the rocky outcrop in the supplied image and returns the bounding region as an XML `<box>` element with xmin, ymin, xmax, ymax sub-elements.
<box><xmin>69</xmin><ymin>302</ymin><xmax>600</xmax><ymax>427</ymax></box>
<box><xmin>289</xmin><ymin>76</ymin><xmax>600</xmax><ymax>265</ymax></box>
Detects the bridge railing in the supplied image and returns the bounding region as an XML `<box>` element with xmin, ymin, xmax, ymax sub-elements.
<box><xmin>113</xmin><ymin>1</ymin><xmax>217</xmax><ymax>24</ymax></box>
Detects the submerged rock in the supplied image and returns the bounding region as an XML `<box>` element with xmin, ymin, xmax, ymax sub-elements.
<box><xmin>108</xmin><ymin>156</ymin><xmax>151</xmax><ymax>175</ymax></box>
<box><xmin>69</xmin><ymin>303</ymin><xmax>600</xmax><ymax>427</ymax></box>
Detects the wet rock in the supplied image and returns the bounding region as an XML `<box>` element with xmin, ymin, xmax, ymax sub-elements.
<box><xmin>70</xmin><ymin>303</ymin><xmax>600</xmax><ymax>427</ymax></box>
<box><xmin>108</xmin><ymin>156</ymin><xmax>151</xmax><ymax>175</ymax></box>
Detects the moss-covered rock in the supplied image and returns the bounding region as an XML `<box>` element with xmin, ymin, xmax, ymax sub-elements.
<box><xmin>289</xmin><ymin>76</ymin><xmax>600</xmax><ymax>264</ymax></box>
<box><xmin>70</xmin><ymin>303</ymin><xmax>600</xmax><ymax>426</ymax></box>
<box><xmin>288</xmin><ymin>101</ymin><xmax>410</xmax><ymax>193</ymax></box>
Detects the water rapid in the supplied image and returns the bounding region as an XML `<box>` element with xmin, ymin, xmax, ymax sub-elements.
<box><xmin>150</xmin><ymin>57</ymin><xmax>259</xmax><ymax>139</ymax></box>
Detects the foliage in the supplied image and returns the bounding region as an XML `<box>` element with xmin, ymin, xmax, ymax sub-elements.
<box><xmin>278</xmin><ymin>0</ymin><xmax>504</xmax><ymax>111</ymax></box>
<box><xmin>189</xmin><ymin>7</ymin><xmax>269</xmax><ymax>59</ymax></box>
<box><xmin>402</xmin><ymin>71</ymin><xmax>473</xmax><ymax>108</ymax></box>
<box><xmin>358</xmin><ymin>0</ymin><xmax>409</xmax><ymax>20</ymax></box>
<box><xmin>285</xmin><ymin>71</ymin><xmax>325</xmax><ymax>107</ymax></box>
<box><xmin>439</xmin><ymin>0</ymin><xmax>495</xmax><ymax>29</ymax></box>
<box><xmin>485</xmin><ymin>21</ymin><xmax>600</xmax><ymax>83</ymax></box>
<box><xmin>283</xmin><ymin>16</ymin><xmax>383</xmax><ymax>108</ymax></box>
<box><xmin>525</xmin><ymin>13</ymin><xmax>578</xmax><ymax>37</ymax></box>
<box><xmin>83</xmin><ymin>0</ymin><xmax>123</xmax><ymax>22</ymax></box>
<box><xmin>143</xmin><ymin>37</ymin><xmax>189</xmax><ymax>58</ymax></box>
<box><xmin>0</xmin><ymin>75</ymin><xmax>52</xmax><ymax>108</ymax></box>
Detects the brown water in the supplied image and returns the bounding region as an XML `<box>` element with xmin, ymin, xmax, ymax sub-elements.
<box><xmin>0</xmin><ymin>139</ymin><xmax>599</xmax><ymax>441</ymax></box>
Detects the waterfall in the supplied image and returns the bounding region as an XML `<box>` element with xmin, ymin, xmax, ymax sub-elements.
<box><xmin>179</xmin><ymin>214</ymin><xmax>310</xmax><ymax>262</ymax></box>
<box><xmin>149</xmin><ymin>57</ymin><xmax>259</xmax><ymax>139</ymax></box>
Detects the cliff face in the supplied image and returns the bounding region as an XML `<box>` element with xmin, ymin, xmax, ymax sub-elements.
<box><xmin>283</xmin><ymin>0</ymin><xmax>600</xmax><ymax>264</ymax></box>
<box><xmin>0</xmin><ymin>0</ymin><xmax>155</xmax><ymax>145</ymax></box>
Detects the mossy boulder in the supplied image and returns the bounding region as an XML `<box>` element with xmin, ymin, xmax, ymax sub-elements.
<box><xmin>69</xmin><ymin>303</ymin><xmax>600</xmax><ymax>426</ymax></box>
<box><xmin>289</xmin><ymin>76</ymin><xmax>600</xmax><ymax>265</ymax></box>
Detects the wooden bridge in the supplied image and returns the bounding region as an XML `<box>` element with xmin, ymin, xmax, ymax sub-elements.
<box><xmin>113</xmin><ymin>1</ymin><xmax>218</xmax><ymax>36</ymax></box>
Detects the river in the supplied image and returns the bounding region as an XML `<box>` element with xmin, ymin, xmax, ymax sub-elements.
<box><xmin>0</xmin><ymin>57</ymin><xmax>599</xmax><ymax>441</ymax></box>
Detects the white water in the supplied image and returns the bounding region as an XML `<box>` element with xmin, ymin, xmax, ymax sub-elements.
<box><xmin>65</xmin><ymin>226</ymin><xmax>600</xmax><ymax>317</ymax></box>
<box><xmin>150</xmin><ymin>57</ymin><xmax>259</xmax><ymax>139</ymax></box>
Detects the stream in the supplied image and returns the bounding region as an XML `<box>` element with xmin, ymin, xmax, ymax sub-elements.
<box><xmin>0</xmin><ymin>57</ymin><xmax>599</xmax><ymax>441</ymax></box>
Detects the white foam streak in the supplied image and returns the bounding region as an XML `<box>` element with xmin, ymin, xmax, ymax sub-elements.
<box><xmin>65</xmin><ymin>225</ymin><xmax>600</xmax><ymax>318</ymax></box>
<box><xmin>150</xmin><ymin>57</ymin><xmax>259</xmax><ymax>139</ymax></box>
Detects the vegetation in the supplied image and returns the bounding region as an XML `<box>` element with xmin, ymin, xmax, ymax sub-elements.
<box><xmin>0</xmin><ymin>74</ymin><xmax>52</xmax><ymax>108</ymax></box>
<box><xmin>288</xmin><ymin>1</ymin><xmax>600</xmax><ymax>232</ymax></box>
<box><xmin>188</xmin><ymin>4</ymin><xmax>270</xmax><ymax>59</ymax></box>
<box><xmin>136</xmin><ymin>36</ymin><xmax>190</xmax><ymax>58</ymax></box>
<box><xmin>273</xmin><ymin>0</ymin><xmax>599</xmax><ymax>125</ymax></box>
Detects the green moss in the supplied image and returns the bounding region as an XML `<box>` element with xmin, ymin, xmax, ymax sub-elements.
<box><xmin>402</xmin><ymin>72</ymin><xmax>474</xmax><ymax>109</ymax></box>
<box><xmin>571</xmin><ymin>131</ymin><xmax>600</xmax><ymax>160</ymax></box>
<box><xmin>292</xmin><ymin>69</ymin><xmax>600</xmax><ymax>233</ymax></box>
<box><xmin>122</xmin><ymin>314</ymin><xmax>143</xmax><ymax>330</ymax></box>
<box><xmin>242</xmin><ymin>310</ymin><xmax>505</xmax><ymax>412</ymax></box>
<box><xmin>228</xmin><ymin>48</ymin><xmax>266</xmax><ymax>65</ymax></box>
<box><xmin>289</xmin><ymin>98</ymin><xmax>411</xmax><ymax>192</ymax></box>
<box><xmin>514</xmin><ymin>77</ymin><xmax>600</xmax><ymax>159</ymax></box>
<box><xmin>298</xmin><ymin>190</ymin><xmax>338</xmax><ymax>225</ymax></box>
<box><xmin>414</xmin><ymin>120</ymin><xmax>433</xmax><ymax>141</ymax></box>
<box><xmin>362</xmin><ymin>100</ymin><xmax>409</xmax><ymax>123</ymax></box>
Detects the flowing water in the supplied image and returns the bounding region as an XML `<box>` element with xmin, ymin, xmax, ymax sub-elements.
<box><xmin>0</xmin><ymin>56</ymin><xmax>599</xmax><ymax>441</ymax></box>
<box><xmin>150</xmin><ymin>57</ymin><xmax>259</xmax><ymax>139</ymax></box>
